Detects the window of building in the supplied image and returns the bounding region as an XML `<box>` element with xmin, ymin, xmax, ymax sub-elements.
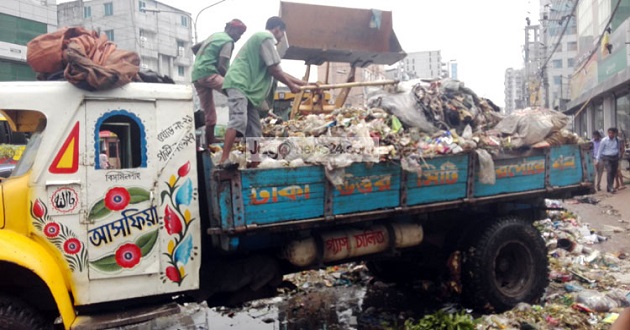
<box><xmin>138</xmin><ymin>1</ymin><xmax>146</xmax><ymax>12</ymax></box>
<box><xmin>553</xmin><ymin>75</ymin><xmax>562</xmax><ymax>85</ymax></box>
<box><xmin>104</xmin><ymin>2</ymin><xmax>113</xmax><ymax>16</ymax></box>
<box><xmin>95</xmin><ymin>112</ymin><xmax>147</xmax><ymax>169</ymax></box>
<box><xmin>84</xmin><ymin>6</ymin><xmax>92</xmax><ymax>18</ymax></box>
<box><xmin>552</xmin><ymin>59</ymin><xmax>562</xmax><ymax>69</ymax></box>
<box><xmin>0</xmin><ymin>61</ymin><xmax>36</xmax><ymax>81</ymax></box>
<box><xmin>178</xmin><ymin>66</ymin><xmax>185</xmax><ymax>77</ymax></box>
<box><xmin>105</xmin><ymin>30</ymin><xmax>114</xmax><ymax>41</ymax></box>
<box><xmin>177</xmin><ymin>40</ymin><xmax>185</xmax><ymax>48</ymax></box>
<box><xmin>567</xmin><ymin>41</ymin><xmax>578</xmax><ymax>51</ymax></box>
<box><xmin>567</xmin><ymin>58</ymin><xmax>575</xmax><ymax>67</ymax></box>
<box><xmin>0</xmin><ymin>13</ymin><xmax>47</xmax><ymax>45</ymax></box>
<box><xmin>181</xmin><ymin>15</ymin><xmax>189</xmax><ymax>27</ymax></box>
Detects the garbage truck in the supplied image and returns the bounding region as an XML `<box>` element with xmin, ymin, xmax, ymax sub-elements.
<box><xmin>0</xmin><ymin>79</ymin><xmax>594</xmax><ymax>329</ymax></box>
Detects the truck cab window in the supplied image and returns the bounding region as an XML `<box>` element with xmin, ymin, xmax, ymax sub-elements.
<box><xmin>95</xmin><ymin>113</ymin><xmax>146</xmax><ymax>169</ymax></box>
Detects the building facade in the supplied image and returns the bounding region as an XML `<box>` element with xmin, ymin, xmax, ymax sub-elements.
<box><xmin>0</xmin><ymin>0</ymin><xmax>57</xmax><ymax>81</ymax></box>
<box><xmin>57</xmin><ymin>0</ymin><xmax>193</xmax><ymax>84</ymax></box>
<box><xmin>566</xmin><ymin>0</ymin><xmax>630</xmax><ymax>139</ymax></box>
<box><xmin>396</xmin><ymin>50</ymin><xmax>446</xmax><ymax>80</ymax></box>
<box><xmin>504</xmin><ymin>68</ymin><xmax>525</xmax><ymax>114</ymax></box>
<box><xmin>316</xmin><ymin>62</ymin><xmax>386</xmax><ymax>108</ymax></box>
<box><xmin>541</xmin><ymin>0</ymin><xmax>578</xmax><ymax>110</ymax></box>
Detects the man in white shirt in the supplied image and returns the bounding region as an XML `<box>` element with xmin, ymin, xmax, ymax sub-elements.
<box><xmin>596</xmin><ymin>127</ymin><xmax>620</xmax><ymax>193</ymax></box>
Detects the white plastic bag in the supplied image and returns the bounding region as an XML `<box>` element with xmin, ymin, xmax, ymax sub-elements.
<box><xmin>476</xmin><ymin>149</ymin><xmax>496</xmax><ymax>185</ymax></box>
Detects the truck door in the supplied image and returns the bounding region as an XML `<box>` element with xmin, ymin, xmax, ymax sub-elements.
<box><xmin>84</xmin><ymin>101</ymin><xmax>161</xmax><ymax>285</ymax></box>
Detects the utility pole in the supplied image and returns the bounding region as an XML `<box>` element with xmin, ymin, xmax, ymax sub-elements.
<box><xmin>542</xmin><ymin>6</ymin><xmax>550</xmax><ymax>108</ymax></box>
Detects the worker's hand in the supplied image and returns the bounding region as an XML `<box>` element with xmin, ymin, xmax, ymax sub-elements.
<box><xmin>288</xmin><ymin>83</ymin><xmax>301</xmax><ymax>93</ymax></box>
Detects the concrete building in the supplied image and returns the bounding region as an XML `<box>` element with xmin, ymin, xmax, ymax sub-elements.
<box><xmin>397</xmin><ymin>50</ymin><xmax>446</xmax><ymax>80</ymax></box>
<box><xmin>57</xmin><ymin>0</ymin><xmax>193</xmax><ymax>84</ymax></box>
<box><xmin>566</xmin><ymin>0</ymin><xmax>630</xmax><ymax>139</ymax></box>
<box><xmin>504</xmin><ymin>68</ymin><xmax>526</xmax><ymax>114</ymax></box>
<box><xmin>447</xmin><ymin>59</ymin><xmax>458</xmax><ymax>80</ymax></box>
<box><xmin>523</xmin><ymin>24</ymin><xmax>544</xmax><ymax>107</ymax></box>
<box><xmin>0</xmin><ymin>0</ymin><xmax>57</xmax><ymax>81</ymax></box>
<box><xmin>540</xmin><ymin>0</ymin><xmax>578</xmax><ymax>111</ymax></box>
<box><xmin>316</xmin><ymin>63</ymin><xmax>386</xmax><ymax>108</ymax></box>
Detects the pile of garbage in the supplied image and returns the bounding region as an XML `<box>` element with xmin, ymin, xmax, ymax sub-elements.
<box><xmin>213</xmin><ymin>78</ymin><xmax>582</xmax><ymax>171</ymax></box>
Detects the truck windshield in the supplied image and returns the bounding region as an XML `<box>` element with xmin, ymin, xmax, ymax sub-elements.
<box><xmin>11</xmin><ymin>125</ymin><xmax>43</xmax><ymax>177</ymax></box>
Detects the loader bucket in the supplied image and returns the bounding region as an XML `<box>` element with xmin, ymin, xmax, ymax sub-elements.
<box><xmin>278</xmin><ymin>2</ymin><xmax>406</xmax><ymax>66</ymax></box>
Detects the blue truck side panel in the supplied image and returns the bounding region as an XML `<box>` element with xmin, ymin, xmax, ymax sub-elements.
<box><xmin>211</xmin><ymin>145</ymin><xmax>592</xmax><ymax>233</ymax></box>
<box><xmin>241</xmin><ymin>167</ymin><xmax>325</xmax><ymax>225</ymax></box>
<box><xmin>549</xmin><ymin>145</ymin><xmax>583</xmax><ymax>186</ymax></box>
<box><xmin>474</xmin><ymin>155</ymin><xmax>546</xmax><ymax>197</ymax></box>
<box><xmin>333</xmin><ymin>162</ymin><xmax>400</xmax><ymax>214</ymax></box>
<box><xmin>406</xmin><ymin>154</ymin><xmax>468</xmax><ymax>205</ymax></box>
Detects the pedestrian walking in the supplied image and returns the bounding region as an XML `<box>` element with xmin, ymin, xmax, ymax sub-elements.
<box><xmin>615</xmin><ymin>130</ymin><xmax>626</xmax><ymax>190</ymax></box>
<box><xmin>591</xmin><ymin>130</ymin><xmax>604</xmax><ymax>191</ymax></box>
<box><xmin>596</xmin><ymin>127</ymin><xmax>621</xmax><ymax>193</ymax></box>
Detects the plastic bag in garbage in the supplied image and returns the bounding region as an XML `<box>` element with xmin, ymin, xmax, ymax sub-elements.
<box><xmin>365</xmin><ymin>88</ymin><xmax>437</xmax><ymax>134</ymax></box>
<box><xmin>494</xmin><ymin>107</ymin><xmax>570</xmax><ymax>148</ymax></box>
<box><xmin>476</xmin><ymin>149</ymin><xmax>496</xmax><ymax>185</ymax></box>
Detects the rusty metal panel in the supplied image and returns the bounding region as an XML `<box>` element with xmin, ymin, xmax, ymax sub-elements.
<box><xmin>279</xmin><ymin>2</ymin><xmax>406</xmax><ymax>66</ymax></box>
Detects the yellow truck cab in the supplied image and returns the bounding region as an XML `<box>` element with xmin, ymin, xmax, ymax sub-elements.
<box><xmin>0</xmin><ymin>81</ymin><xmax>201</xmax><ymax>329</ymax></box>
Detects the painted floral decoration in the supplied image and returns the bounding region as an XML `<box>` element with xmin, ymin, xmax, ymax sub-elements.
<box><xmin>89</xmin><ymin>229</ymin><xmax>158</xmax><ymax>272</ymax></box>
<box><xmin>161</xmin><ymin>161</ymin><xmax>197</xmax><ymax>286</ymax></box>
<box><xmin>115</xmin><ymin>243</ymin><xmax>142</xmax><ymax>268</ymax></box>
<box><xmin>104</xmin><ymin>187</ymin><xmax>131</xmax><ymax>211</ymax></box>
<box><xmin>31</xmin><ymin>199</ymin><xmax>87</xmax><ymax>272</ymax></box>
<box><xmin>88</xmin><ymin>187</ymin><xmax>151</xmax><ymax>220</ymax></box>
<box><xmin>43</xmin><ymin>222</ymin><xmax>60</xmax><ymax>238</ymax></box>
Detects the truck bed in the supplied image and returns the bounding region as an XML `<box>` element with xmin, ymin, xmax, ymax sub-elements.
<box><xmin>206</xmin><ymin>144</ymin><xmax>593</xmax><ymax>236</ymax></box>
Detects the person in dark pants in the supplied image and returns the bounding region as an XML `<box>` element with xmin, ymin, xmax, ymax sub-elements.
<box><xmin>596</xmin><ymin>127</ymin><xmax>621</xmax><ymax>193</ymax></box>
<box><xmin>591</xmin><ymin>130</ymin><xmax>604</xmax><ymax>191</ymax></box>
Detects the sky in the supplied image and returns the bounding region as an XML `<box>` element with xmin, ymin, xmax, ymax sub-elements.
<box><xmin>59</xmin><ymin>0</ymin><xmax>541</xmax><ymax>109</ymax></box>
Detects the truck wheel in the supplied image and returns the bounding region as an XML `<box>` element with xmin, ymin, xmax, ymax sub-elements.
<box><xmin>0</xmin><ymin>295</ymin><xmax>51</xmax><ymax>330</ymax></box>
<box><xmin>461</xmin><ymin>217</ymin><xmax>548</xmax><ymax>313</ymax></box>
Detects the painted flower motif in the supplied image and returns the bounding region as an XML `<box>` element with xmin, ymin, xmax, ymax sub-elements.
<box><xmin>164</xmin><ymin>205</ymin><xmax>182</xmax><ymax>235</ymax></box>
<box><xmin>115</xmin><ymin>243</ymin><xmax>142</xmax><ymax>268</ymax></box>
<box><xmin>178</xmin><ymin>161</ymin><xmax>191</xmax><ymax>177</ymax></box>
<box><xmin>165</xmin><ymin>266</ymin><xmax>181</xmax><ymax>282</ymax></box>
<box><xmin>174</xmin><ymin>235</ymin><xmax>193</xmax><ymax>265</ymax></box>
<box><xmin>63</xmin><ymin>238</ymin><xmax>82</xmax><ymax>255</ymax></box>
<box><xmin>32</xmin><ymin>200</ymin><xmax>46</xmax><ymax>218</ymax></box>
<box><xmin>43</xmin><ymin>222</ymin><xmax>60</xmax><ymax>238</ymax></box>
<box><xmin>104</xmin><ymin>187</ymin><xmax>131</xmax><ymax>211</ymax></box>
<box><xmin>175</xmin><ymin>178</ymin><xmax>193</xmax><ymax>206</ymax></box>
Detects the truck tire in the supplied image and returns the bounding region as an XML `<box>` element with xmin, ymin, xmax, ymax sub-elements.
<box><xmin>461</xmin><ymin>216</ymin><xmax>548</xmax><ymax>313</ymax></box>
<box><xmin>0</xmin><ymin>295</ymin><xmax>51</xmax><ymax>330</ymax></box>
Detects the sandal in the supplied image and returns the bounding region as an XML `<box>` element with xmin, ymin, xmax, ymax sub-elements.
<box><xmin>215</xmin><ymin>161</ymin><xmax>239</xmax><ymax>171</ymax></box>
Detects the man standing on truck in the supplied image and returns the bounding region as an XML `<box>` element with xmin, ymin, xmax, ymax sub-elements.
<box><xmin>218</xmin><ymin>16</ymin><xmax>306</xmax><ymax>168</ymax></box>
<box><xmin>192</xmin><ymin>19</ymin><xmax>247</xmax><ymax>146</ymax></box>
<box><xmin>596</xmin><ymin>127</ymin><xmax>621</xmax><ymax>193</ymax></box>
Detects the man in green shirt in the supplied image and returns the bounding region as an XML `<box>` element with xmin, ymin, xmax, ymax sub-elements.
<box><xmin>218</xmin><ymin>16</ymin><xmax>305</xmax><ymax>168</ymax></box>
<box><xmin>192</xmin><ymin>19</ymin><xmax>247</xmax><ymax>146</ymax></box>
